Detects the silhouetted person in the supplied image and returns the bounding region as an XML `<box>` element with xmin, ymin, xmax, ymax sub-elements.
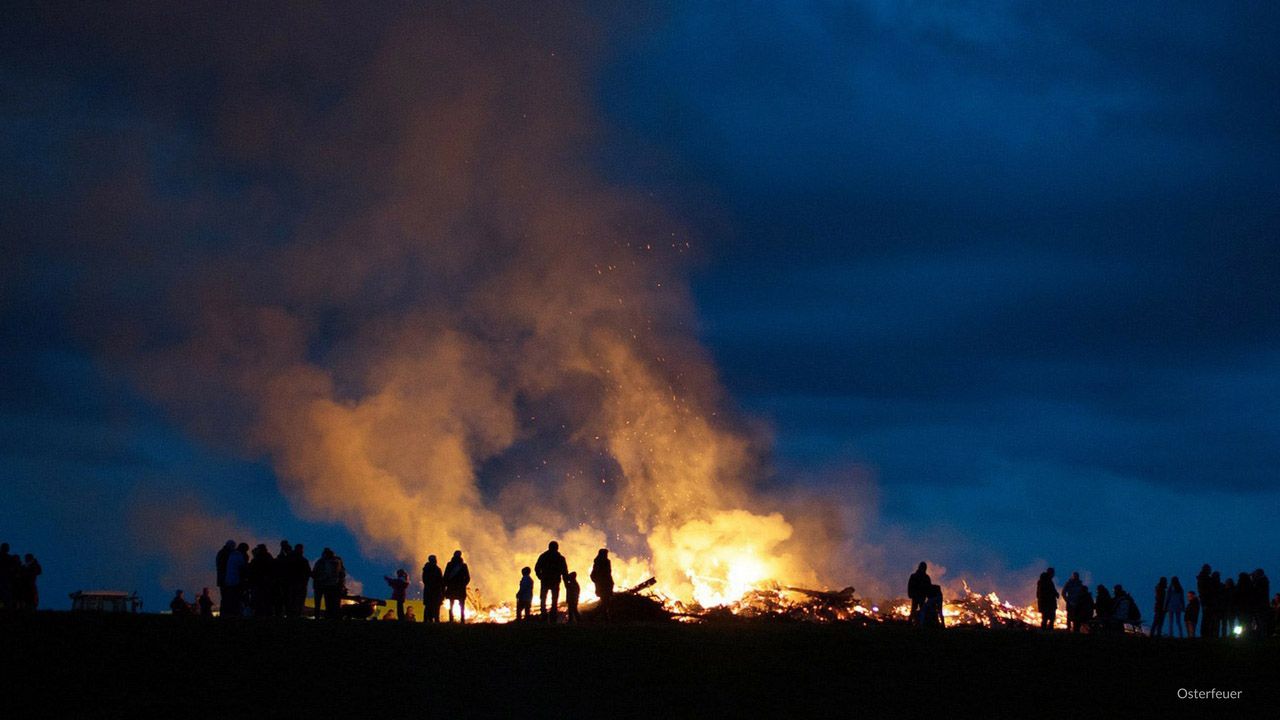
<box><xmin>922</xmin><ymin>584</ymin><xmax>944</xmax><ymax>629</ymax></box>
<box><xmin>1208</xmin><ymin>570</ymin><xmax>1224</xmax><ymax>637</ymax></box>
<box><xmin>535</xmin><ymin>541</ymin><xmax>568</xmax><ymax>623</ymax></box>
<box><xmin>1061</xmin><ymin>572</ymin><xmax>1085</xmax><ymax>632</ymax></box>
<box><xmin>198</xmin><ymin>587</ymin><xmax>214</xmax><ymax>618</ymax></box>
<box><xmin>1235</xmin><ymin>572</ymin><xmax>1253</xmax><ymax>637</ymax></box>
<box><xmin>1112</xmin><ymin>584</ymin><xmax>1137</xmax><ymax>630</ymax></box>
<box><xmin>248</xmin><ymin>544</ymin><xmax>277</xmax><ymax>617</ymax></box>
<box><xmin>215</xmin><ymin>540</ymin><xmax>235</xmax><ymax>617</ymax></box>
<box><xmin>590</xmin><ymin>549</ymin><xmax>613</xmax><ymax>619</ymax></box>
<box><xmin>1164</xmin><ymin>577</ymin><xmax>1185</xmax><ymax>638</ymax></box>
<box><xmin>1185</xmin><ymin>591</ymin><xmax>1200</xmax><ymax>638</ymax></box>
<box><xmin>223</xmin><ymin>543</ymin><xmax>249</xmax><ymax>618</ymax></box>
<box><xmin>1220</xmin><ymin>577</ymin><xmax>1236</xmax><ymax>637</ymax></box>
<box><xmin>286</xmin><ymin>543</ymin><xmax>311</xmax><ymax>618</ymax></box>
<box><xmin>313</xmin><ymin>548</ymin><xmax>345</xmax><ymax>619</ymax></box>
<box><xmin>1073</xmin><ymin>585</ymin><xmax>1094</xmax><ymax>632</ymax></box>
<box><xmin>1036</xmin><ymin>568</ymin><xmax>1058</xmax><ymax>630</ymax></box>
<box><xmin>1094</xmin><ymin>585</ymin><xmax>1113</xmax><ymax>631</ymax></box>
<box><xmin>19</xmin><ymin>554</ymin><xmax>41</xmax><ymax>610</ymax></box>
<box><xmin>422</xmin><ymin>555</ymin><xmax>444</xmax><ymax>623</ymax></box>
<box><xmin>564</xmin><ymin>571</ymin><xmax>581</xmax><ymax>624</ymax></box>
<box><xmin>274</xmin><ymin>541</ymin><xmax>293</xmax><ymax>616</ymax></box>
<box><xmin>0</xmin><ymin>542</ymin><xmax>12</xmax><ymax>610</ymax></box>
<box><xmin>443</xmin><ymin>550</ymin><xmax>470</xmax><ymax>623</ymax></box>
<box><xmin>516</xmin><ymin>567</ymin><xmax>534</xmax><ymax>621</ymax></box>
<box><xmin>1272</xmin><ymin>593</ymin><xmax>1280</xmax><ymax>639</ymax></box>
<box><xmin>1196</xmin><ymin>565</ymin><xmax>1215</xmax><ymax>638</ymax></box>
<box><xmin>907</xmin><ymin>562</ymin><xmax>931</xmax><ymax>627</ymax></box>
<box><xmin>385</xmin><ymin>569</ymin><xmax>409</xmax><ymax>621</ymax></box>
<box><xmin>170</xmin><ymin>590</ymin><xmax>193</xmax><ymax>616</ymax></box>
<box><xmin>1254</xmin><ymin>569</ymin><xmax>1271</xmax><ymax>638</ymax></box>
<box><xmin>1151</xmin><ymin>577</ymin><xmax>1168</xmax><ymax>637</ymax></box>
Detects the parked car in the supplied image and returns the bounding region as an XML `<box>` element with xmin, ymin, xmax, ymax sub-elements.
<box><xmin>69</xmin><ymin>590</ymin><xmax>143</xmax><ymax>613</ymax></box>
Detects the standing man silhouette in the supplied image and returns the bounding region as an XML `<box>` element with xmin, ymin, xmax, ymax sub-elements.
<box><xmin>1037</xmin><ymin>567</ymin><xmax>1059</xmax><ymax>630</ymax></box>
<box><xmin>907</xmin><ymin>562</ymin><xmax>931</xmax><ymax>627</ymax></box>
<box><xmin>535</xmin><ymin>540</ymin><xmax>568</xmax><ymax>623</ymax></box>
<box><xmin>422</xmin><ymin>555</ymin><xmax>444</xmax><ymax>623</ymax></box>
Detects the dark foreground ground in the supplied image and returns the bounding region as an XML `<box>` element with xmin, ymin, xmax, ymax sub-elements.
<box><xmin>3</xmin><ymin>613</ymin><xmax>1277</xmax><ymax>718</ymax></box>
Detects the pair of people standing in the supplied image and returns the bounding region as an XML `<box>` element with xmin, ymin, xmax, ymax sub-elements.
<box><xmin>520</xmin><ymin>542</ymin><xmax>614</xmax><ymax>623</ymax></box>
<box><xmin>421</xmin><ymin>550</ymin><xmax>470</xmax><ymax>622</ymax></box>
<box><xmin>534</xmin><ymin>541</ymin><xmax>576</xmax><ymax>623</ymax></box>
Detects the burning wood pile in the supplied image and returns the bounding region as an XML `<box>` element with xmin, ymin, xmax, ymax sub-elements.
<box><xmin>471</xmin><ymin>575</ymin><xmax>1057</xmax><ymax>629</ymax></box>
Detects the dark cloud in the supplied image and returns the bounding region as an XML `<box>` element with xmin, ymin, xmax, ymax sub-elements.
<box><xmin>599</xmin><ymin>1</ymin><xmax>1280</xmax><ymax>591</ymax></box>
<box><xmin>3</xmin><ymin>1</ymin><xmax>1278</xmax><ymax>609</ymax></box>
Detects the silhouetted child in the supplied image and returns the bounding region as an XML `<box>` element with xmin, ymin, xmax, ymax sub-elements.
<box><xmin>1186</xmin><ymin>591</ymin><xmax>1200</xmax><ymax>638</ymax></box>
<box><xmin>198</xmin><ymin>588</ymin><xmax>214</xmax><ymax>618</ymax></box>
<box><xmin>564</xmin><ymin>571</ymin><xmax>581</xmax><ymax>623</ymax></box>
<box><xmin>516</xmin><ymin>567</ymin><xmax>533</xmax><ymax>621</ymax></box>
<box><xmin>170</xmin><ymin>590</ymin><xmax>193</xmax><ymax>616</ymax></box>
<box><xmin>385</xmin><ymin>569</ymin><xmax>409</xmax><ymax>620</ymax></box>
<box><xmin>922</xmin><ymin>584</ymin><xmax>943</xmax><ymax>628</ymax></box>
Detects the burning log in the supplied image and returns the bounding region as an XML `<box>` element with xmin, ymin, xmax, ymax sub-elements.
<box><xmin>580</xmin><ymin>577</ymin><xmax>673</xmax><ymax>624</ymax></box>
<box><xmin>620</xmin><ymin>577</ymin><xmax>657</xmax><ymax>594</ymax></box>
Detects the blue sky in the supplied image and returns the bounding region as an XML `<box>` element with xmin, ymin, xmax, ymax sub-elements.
<box><xmin>2</xmin><ymin>2</ymin><xmax>1277</xmax><ymax>613</ymax></box>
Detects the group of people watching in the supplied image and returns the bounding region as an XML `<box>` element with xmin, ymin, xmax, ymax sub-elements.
<box><xmin>906</xmin><ymin>562</ymin><xmax>1276</xmax><ymax>638</ymax></box>
<box><xmin>0</xmin><ymin>543</ymin><xmax>41</xmax><ymax>611</ymax></box>
<box><xmin>1052</xmin><ymin>570</ymin><xmax>1139</xmax><ymax>633</ymax></box>
<box><xmin>1052</xmin><ymin>566</ymin><xmax>1273</xmax><ymax>637</ymax></box>
<box><xmin>905</xmin><ymin>562</ymin><xmax>945</xmax><ymax>628</ymax></box>
<box><xmin>1187</xmin><ymin>565</ymin><xmax>1273</xmax><ymax>639</ymax></box>
<box><xmin>199</xmin><ymin>539</ymin><xmax>616</xmax><ymax>624</ymax></box>
<box><xmin>513</xmin><ymin>543</ymin><xmax>614</xmax><ymax>623</ymax></box>
<box><xmin>207</xmin><ymin>540</ymin><xmax>339</xmax><ymax>619</ymax></box>
<box><xmin>416</xmin><ymin>550</ymin><xmax>471</xmax><ymax>622</ymax></box>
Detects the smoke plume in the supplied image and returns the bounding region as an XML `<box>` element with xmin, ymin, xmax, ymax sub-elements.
<box><xmin>58</xmin><ymin>3</ymin><xmax>867</xmax><ymax>605</ymax></box>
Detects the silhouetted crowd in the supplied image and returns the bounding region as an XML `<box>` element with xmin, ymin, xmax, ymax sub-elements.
<box><xmin>191</xmin><ymin>538</ymin><xmax>615</xmax><ymax>623</ymax></box>
<box><xmin>1187</xmin><ymin>565</ymin><xmax>1273</xmax><ymax>639</ymax></box>
<box><xmin>907</xmin><ymin>562</ymin><xmax>1276</xmax><ymax>638</ymax></box>
<box><xmin>0</xmin><ymin>543</ymin><xmax>41</xmax><ymax>611</ymax></box>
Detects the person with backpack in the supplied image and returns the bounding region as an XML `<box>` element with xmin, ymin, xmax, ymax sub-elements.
<box><xmin>1113</xmin><ymin>584</ymin><xmax>1139</xmax><ymax>631</ymax></box>
<box><xmin>443</xmin><ymin>550</ymin><xmax>470</xmax><ymax>623</ymax></box>
<box><xmin>313</xmin><ymin>548</ymin><xmax>345</xmax><ymax>619</ymax></box>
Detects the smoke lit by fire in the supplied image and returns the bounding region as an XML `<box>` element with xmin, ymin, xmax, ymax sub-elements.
<box><xmin>74</xmin><ymin>4</ymin><xmax>1043</xmax><ymax>618</ymax></box>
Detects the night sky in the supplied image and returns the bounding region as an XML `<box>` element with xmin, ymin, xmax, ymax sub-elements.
<box><xmin>3</xmin><ymin>2</ymin><xmax>1278</xmax><ymax>614</ymax></box>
